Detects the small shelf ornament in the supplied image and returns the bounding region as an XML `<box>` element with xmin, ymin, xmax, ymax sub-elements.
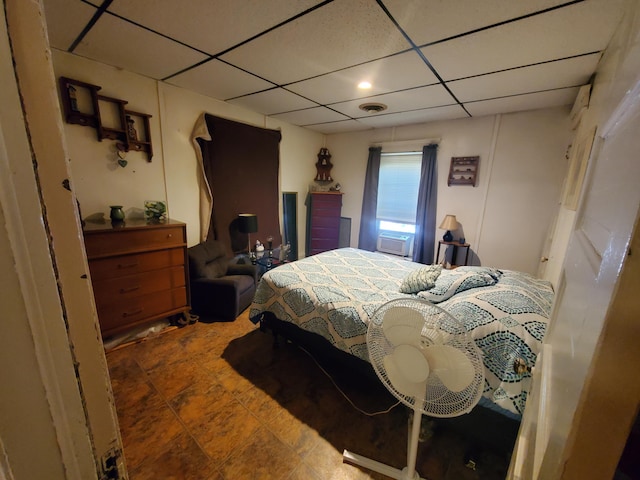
<box><xmin>314</xmin><ymin>148</ymin><xmax>333</xmax><ymax>182</ymax></box>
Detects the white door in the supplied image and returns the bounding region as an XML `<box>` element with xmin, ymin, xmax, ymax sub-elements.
<box><xmin>508</xmin><ymin>78</ymin><xmax>640</xmax><ymax>479</ymax></box>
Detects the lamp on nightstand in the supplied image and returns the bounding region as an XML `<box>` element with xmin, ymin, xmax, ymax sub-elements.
<box><xmin>238</xmin><ymin>213</ymin><xmax>258</xmax><ymax>254</ymax></box>
<box><xmin>439</xmin><ymin>214</ymin><xmax>458</xmax><ymax>242</ymax></box>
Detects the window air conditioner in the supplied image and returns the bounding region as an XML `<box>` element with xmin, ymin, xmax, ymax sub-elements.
<box><xmin>377</xmin><ymin>232</ymin><xmax>413</xmax><ymax>257</ymax></box>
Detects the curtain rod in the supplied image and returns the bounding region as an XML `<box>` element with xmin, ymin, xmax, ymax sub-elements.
<box><xmin>371</xmin><ymin>138</ymin><xmax>441</xmax><ymax>150</ymax></box>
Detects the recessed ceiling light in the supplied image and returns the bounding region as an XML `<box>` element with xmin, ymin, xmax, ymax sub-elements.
<box><xmin>358</xmin><ymin>81</ymin><xmax>372</xmax><ymax>89</ymax></box>
<box><xmin>359</xmin><ymin>102</ymin><xmax>387</xmax><ymax>113</ymax></box>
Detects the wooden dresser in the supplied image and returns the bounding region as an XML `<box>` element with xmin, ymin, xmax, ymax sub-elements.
<box><xmin>306</xmin><ymin>192</ymin><xmax>343</xmax><ymax>256</ymax></box>
<box><xmin>83</xmin><ymin>219</ymin><xmax>190</xmax><ymax>338</ymax></box>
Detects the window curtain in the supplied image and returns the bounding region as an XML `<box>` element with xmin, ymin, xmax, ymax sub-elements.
<box><xmin>191</xmin><ymin>113</ymin><xmax>282</xmax><ymax>254</ymax></box>
<box><xmin>413</xmin><ymin>144</ymin><xmax>438</xmax><ymax>264</ymax></box>
<box><xmin>358</xmin><ymin>146</ymin><xmax>382</xmax><ymax>251</ymax></box>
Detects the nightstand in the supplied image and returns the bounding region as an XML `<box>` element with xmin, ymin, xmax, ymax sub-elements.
<box><xmin>436</xmin><ymin>240</ymin><xmax>471</xmax><ymax>268</ymax></box>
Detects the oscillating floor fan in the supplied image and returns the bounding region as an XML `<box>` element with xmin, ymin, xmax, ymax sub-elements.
<box><xmin>343</xmin><ymin>298</ymin><xmax>485</xmax><ymax>480</ymax></box>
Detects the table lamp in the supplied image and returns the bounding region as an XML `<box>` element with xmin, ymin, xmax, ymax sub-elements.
<box><xmin>439</xmin><ymin>214</ymin><xmax>458</xmax><ymax>242</ymax></box>
<box><xmin>238</xmin><ymin>213</ymin><xmax>258</xmax><ymax>254</ymax></box>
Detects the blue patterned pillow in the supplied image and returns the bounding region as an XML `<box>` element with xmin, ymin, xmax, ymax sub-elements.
<box><xmin>455</xmin><ymin>266</ymin><xmax>503</xmax><ymax>282</ymax></box>
<box><xmin>399</xmin><ymin>264</ymin><xmax>443</xmax><ymax>294</ymax></box>
<box><xmin>417</xmin><ymin>268</ymin><xmax>498</xmax><ymax>303</ymax></box>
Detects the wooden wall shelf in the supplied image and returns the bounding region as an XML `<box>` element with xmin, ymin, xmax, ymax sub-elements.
<box><xmin>448</xmin><ymin>156</ymin><xmax>479</xmax><ymax>186</ymax></box>
<box><xmin>59</xmin><ymin>76</ymin><xmax>153</xmax><ymax>161</ymax></box>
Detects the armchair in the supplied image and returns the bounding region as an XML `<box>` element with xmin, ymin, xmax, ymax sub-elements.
<box><xmin>187</xmin><ymin>238</ymin><xmax>257</xmax><ymax>321</ymax></box>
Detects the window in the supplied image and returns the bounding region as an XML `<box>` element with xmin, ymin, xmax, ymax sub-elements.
<box><xmin>376</xmin><ymin>152</ymin><xmax>422</xmax><ymax>233</ymax></box>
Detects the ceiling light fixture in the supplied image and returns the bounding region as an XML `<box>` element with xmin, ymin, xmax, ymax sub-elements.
<box><xmin>359</xmin><ymin>102</ymin><xmax>387</xmax><ymax>114</ymax></box>
<box><xmin>358</xmin><ymin>81</ymin><xmax>372</xmax><ymax>89</ymax></box>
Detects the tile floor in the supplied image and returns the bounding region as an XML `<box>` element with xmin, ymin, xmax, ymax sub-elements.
<box><xmin>106</xmin><ymin>310</ymin><xmax>514</xmax><ymax>479</ymax></box>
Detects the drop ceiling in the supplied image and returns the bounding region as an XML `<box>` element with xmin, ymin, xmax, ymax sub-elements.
<box><xmin>42</xmin><ymin>0</ymin><xmax>625</xmax><ymax>134</ymax></box>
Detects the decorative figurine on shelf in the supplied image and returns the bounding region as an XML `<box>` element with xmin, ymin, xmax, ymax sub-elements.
<box><xmin>314</xmin><ymin>147</ymin><xmax>333</xmax><ymax>182</ymax></box>
<box><xmin>126</xmin><ymin>115</ymin><xmax>138</xmax><ymax>141</ymax></box>
<box><xmin>255</xmin><ymin>240</ymin><xmax>264</xmax><ymax>253</ymax></box>
<box><xmin>67</xmin><ymin>83</ymin><xmax>79</xmax><ymax>112</ymax></box>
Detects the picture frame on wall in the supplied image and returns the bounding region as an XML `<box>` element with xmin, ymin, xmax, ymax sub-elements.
<box><xmin>563</xmin><ymin>126</ymin><xmax>597</xmax><ymax>210</ymax></box>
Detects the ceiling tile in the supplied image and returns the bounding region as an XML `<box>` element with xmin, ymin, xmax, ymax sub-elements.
<box><xmin>304</xmin><ymin>119</ymin><xmax>372</xmax><ymax>134</ymax></box>
<box><xmin>228</xmin><ymin>89</ymin><xmax>318</xmax><ymax>115</ymax></box>
<box><xmin>448</xmin><ymin>53</ymin><xmax>600</xmax><ymax>102</ymax></box>
<box><xmin>107</xmin><ymin>0</ymin><xmax>323</xmax><ymax>55</ymax></box>
<box><xmin>356</xmin><ymin>104</ymin><xmax>468</xmax><ymax>128</ymax></box>
<box><xmin>221</xmin><ymin>0</ymin><xmax>412</xmax><ymax>84</ymax></box>
<box><xmin>286</xmin><ymin>51</ymin><xmax>439</xmax><ymax>105</ymax></box>
<box><xmin>42</xmin><ymin>0</ymin><xmax>97</xmax><ymax>51</ymax></box>
<box><xmin>270</xmin><ymin>107</ymin><xmax>350</xmax><ymax>126</ymax></box>
<box><xmin>464</xmin><ymin>87</ymin><xmax>579</xmax><ymax>117</ymax></box>
<box><xmin>73</xmin><ymin>12</ymin><xmax>208</xmax><ymax>79</ymax></box>
<box><xmin>330</xmin><ymin>84</ymin><xmax>455</xmax><ymax>118</ymax></box>
<box><xmin>421</xmin><ymin>0</ymin><xmax>624</xmax><ymax>81</ymax></box>
<box><xmin>383</xmin><ymin>0</ymin><xmax>568</xmax><ymax>46</ymax></box>
<box><xmin>167</xmin><ymin>60</ymin><xmax>275</xmax><ymax>100</ymax></box>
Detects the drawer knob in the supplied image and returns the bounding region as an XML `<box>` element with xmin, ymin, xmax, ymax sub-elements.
<box><xmin>122</xmin><ymin>308</ymin><xmax>143</xmax><ymax>317</ymax></box>
<box><xmin>167</xmin><ymin>234</ymin><xmax>172</xmax><ymax>238</ymax></box>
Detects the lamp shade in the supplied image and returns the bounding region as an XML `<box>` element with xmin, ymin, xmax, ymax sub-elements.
<box><xmin>439</xmin><ymin>215</ymin><xmax>458</xmax><ymax>231</ymax></box>
<box><xmin>238</xmin><ymin>213</ymin><xmax>258</xmax><ymax>234</ymax></box>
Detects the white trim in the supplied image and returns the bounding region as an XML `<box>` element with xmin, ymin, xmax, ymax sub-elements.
<box><xmin>600</xmin><ymin>72</ymin><xmax>640</xmax><ymax>139</ymax></box>
<box><xmin>474</xmin><ymin>113</ymin><xmax>501</xmax><ymax>257</ymax></box>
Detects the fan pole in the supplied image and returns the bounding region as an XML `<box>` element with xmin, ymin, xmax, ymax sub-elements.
<box><xmin>406</xmin><ymin>406</ymin><xmax>423</xmax><ymax>479</ymax></box>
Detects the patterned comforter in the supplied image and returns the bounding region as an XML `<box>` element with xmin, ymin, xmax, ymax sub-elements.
<box><xmin>249</xmin><ymin>248</ymin><xmax>554</xmax><ymax>417</ymax></box>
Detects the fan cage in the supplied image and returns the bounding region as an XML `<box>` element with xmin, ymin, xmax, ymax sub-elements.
<box><xmin>367</xmin><ymin>298</ymin><xmax>484</xmax><ymax>418</ymax></box>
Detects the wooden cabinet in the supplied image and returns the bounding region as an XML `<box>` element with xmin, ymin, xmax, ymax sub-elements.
<box><xmin>306</xmin><ymin>192</ymin><xmax>343</xmax><ymax>256</ymax></box>
<box><xmin>83</xmin><ymin>219</ymin><xmax>190</xmax><ymax>338</ymax></box>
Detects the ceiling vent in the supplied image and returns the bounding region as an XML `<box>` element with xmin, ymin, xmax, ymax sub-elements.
<box><xmin>359</xmin><ymin>102</ymin><xmax>387</xmax><ymax>114</ymax></box>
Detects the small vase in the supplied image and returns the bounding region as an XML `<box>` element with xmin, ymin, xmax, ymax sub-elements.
<box><xmin>109</xmin><ymin>205</ymin><xmax>125</xmax><ymax>223</ymax></box>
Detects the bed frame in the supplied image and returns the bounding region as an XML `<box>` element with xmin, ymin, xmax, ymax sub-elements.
<box><xmin>257</xmin><ymin>311</ymin><xmax>521</xmax><ymax>457</ymax></box>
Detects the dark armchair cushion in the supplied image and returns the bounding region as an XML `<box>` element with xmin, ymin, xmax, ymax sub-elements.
<box><xmin>188</xmin><ymin>238</ymin><xmax>229</xmax><ymax>279</ymax></box>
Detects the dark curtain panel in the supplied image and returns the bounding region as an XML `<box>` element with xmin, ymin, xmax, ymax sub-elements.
<box><xmin>358</xmin><ymin>146</ymin><xmax>382</xmax><ymax>251</ymax></box>
<box><xmin>197</xmin><ymin>114</ymin><xmax>282</xmax><ymax>255</ymax></box>
<box><xmin>413</xmin><ymin>144</ymin><xmax>438</xmax><ymax>264</ymax></box>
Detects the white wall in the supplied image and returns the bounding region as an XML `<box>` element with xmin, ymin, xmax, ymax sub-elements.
<box><xmin>52</xmin><ymin>50</ymin><xmax>324</xmax><ymax>247</ymax></box>
<box><xmin>327</xmin><ymin>108</ymin><xmax>571</xmax><ymax>273</ymax></box>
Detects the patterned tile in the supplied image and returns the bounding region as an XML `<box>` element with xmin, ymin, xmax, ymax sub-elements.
<box><xmin>119</xmin><ymin>401</ymin><xmax>185</xmax><ymax>470</ymax></box>
<box><xmin>168</xmin><ymin>379</ymin><xmax>235</xmax><ymax>429</ymax></box>
<box><xmin>219</xmin><ymin>426</ymin><xmax>301</xmax><ymax>479</ymax></box>
<box><xmin>189</xmin><ymin>398</ymin><xmax>262</xmax><ymax>465</ymax></box>
<box><xmin>126</xmin><ymin>431</ymin><xmax>217</xmax><ymax>480</ymax></box>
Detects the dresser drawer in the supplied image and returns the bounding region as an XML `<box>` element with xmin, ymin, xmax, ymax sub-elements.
<box><xmin>97</xmin><ymin>287</ymin><xmax>187</xmax><ymax>336</ymax></box>
<box><xmin>85</xmin><ymin>226</ymin><xmax>185</xmax><ymax>258</ymax></box>
<box><xmin>92</xmin><ymin>266</ymin><xmax>186</xmax><ymax>309</ymax></box>
<box><xmin>88</xmin><ymin>248</ymin><xmax>184</xmax><ymax>280</ymax></box>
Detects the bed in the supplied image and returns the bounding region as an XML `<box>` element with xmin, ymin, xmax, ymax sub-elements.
<box><xmin>249</xmin><ymin>248</ymin><xmax>554</xmax><ymax>420</ymax></box>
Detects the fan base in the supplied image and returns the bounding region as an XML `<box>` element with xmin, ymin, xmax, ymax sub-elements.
<box><xmin>342</xmin><ymin>450</ymin><xmax>424</xmax><ymax>480</ymax></box>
